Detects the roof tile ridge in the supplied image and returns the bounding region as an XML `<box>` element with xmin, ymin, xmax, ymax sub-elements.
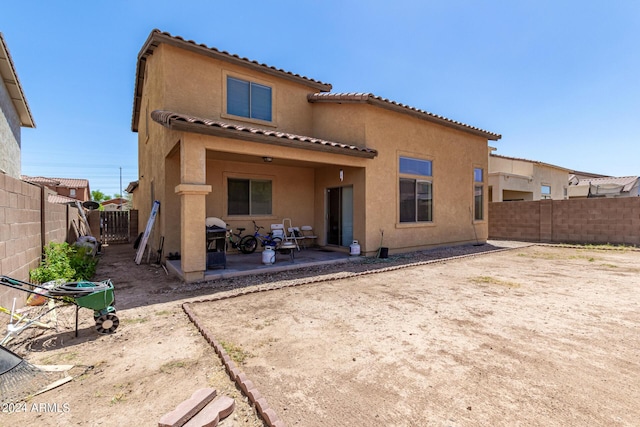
<box><xmin>150</xmin><ymin>30</ymin><xmax>331</xmax><ymax>88</ymax></box>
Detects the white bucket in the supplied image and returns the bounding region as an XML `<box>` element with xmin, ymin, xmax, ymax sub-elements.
<box><xmin>262</xmin><ymin>246</ymin><xmax>276</xmax><ymax>265</ymax></box>
<box><xmin>349</xmin><ymin>240</ymin><xmax>361</xmax><ymax>256</ymax></box>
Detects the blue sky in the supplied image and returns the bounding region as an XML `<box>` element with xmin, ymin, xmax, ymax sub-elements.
<box><xmin>2</xmin><ymin>1</ymin><xmax>639</xmax><ymax>197</ymax></box>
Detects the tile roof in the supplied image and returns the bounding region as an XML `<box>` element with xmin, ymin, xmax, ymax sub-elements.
<box><xmin>309</xmin><ymin>93</ymin><xmax>501</xmax><ymax>141</ymax></box>
<box><xmin>572</xmin><ymin>176</ymin><xmax>639</xmax><ymax>192</ymax></box>
<box><xmin>150</xmin><ymin>110</ymin><xmax>378</xmax><ymax>159</ymax></box>
<box><xmin>22</xmin><ymin>175</ymin><xmax>89</xmax><ymax>188</ymax></box>
<box><xmin>0</xmin><ymin>33</ymin><xmax>35</xmax><ymax>127</ymax></box>
<box><xmin>47</xmin><ymin>193</ymin><xmax>79</xmax><ymax>205</ymax></box>
<box><xmin>125</xmin><ymin>180</ymin><xmax>139</xmax><ymax>193</ymax></box>
<box><xmin>132</xmin><ymin>30</ymin><xmax>332</xmax><ymax>132</ymax></box>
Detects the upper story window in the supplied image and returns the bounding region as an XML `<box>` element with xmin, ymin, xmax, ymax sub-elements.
<box><xmin>70</xmin><ymin>188</ymin><xmax>76</xmax><ymax>198</ymax></box>
<box><xmin>399</xmin><ymin>157</ymin><xmax>433</xmax><ymax>223</ymax></box>
<box><xmin>226</xmin><ymin>76</ymin><xmax>272</xmax><ymax>122</ymax></box>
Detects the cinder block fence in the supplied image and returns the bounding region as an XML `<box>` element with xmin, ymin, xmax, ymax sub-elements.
<box><xmin>0</xmin><ymin>174</ymin><xmax>70</xmax><ymax>307</ymax></box>
<box><xmin>489</xmin><ymin>198</ymin><xmax>640</xmax><ymax>246</ymax></box>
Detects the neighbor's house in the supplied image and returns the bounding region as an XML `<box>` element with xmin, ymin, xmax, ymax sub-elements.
<box><xmin>0</xmin><ymin>32</ymin><xmax>35</xmax><ymax>178</ymax></box>
<box><xmin>21</xmin><ymin>176</ymin><xmax>91</xmax><ymax>203</ymax></box>
<box><xmin>567</xmin><ymin>174</ymin><xmax>640</xmax><ymax>198</ymax></box>
<box><xmin>131</xmin><ymin>30</ymin><xmax>501</xmax><ymax>282</ymax></box>
<box><xmin>488</xmin><ymin>153</ymin><xmax>571</xmax><ymax>202</ymax></box>
<box><xmin>101</xmin><ymin>197</ymin><xmax>128</xmax><ymax>211</ymax></box>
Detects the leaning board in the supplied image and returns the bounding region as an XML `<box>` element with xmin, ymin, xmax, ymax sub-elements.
<box><xmin>135</xmin><ymin>200</ymin><xmax>160</xmax><ymax>265</ymax></box>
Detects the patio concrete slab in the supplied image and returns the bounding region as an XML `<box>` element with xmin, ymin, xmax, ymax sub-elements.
<box><xmin>166</xmin><ymin>247</ymin><xmax>355</xmax><ymax>281</ymax></box>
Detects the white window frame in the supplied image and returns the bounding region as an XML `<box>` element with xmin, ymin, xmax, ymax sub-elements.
<box><xmin>541</xmin><ymin>184</ymin><xmax>551</xmax><ymax>200</ymax></box>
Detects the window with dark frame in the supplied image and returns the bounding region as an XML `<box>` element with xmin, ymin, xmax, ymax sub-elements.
<box><xmin>228</xmin><ymin>178</ymin><xmax>272</xmax><ymax>216</ymax></box>
<box><xmin>399</xmin><ymin>157</ymin><xmax>433</xmax><ymax>223</ymax></box>
<box><xmin>226</xmin><ymin>76</ymin><xmax>272</xmax><ymax>122</ymax></box>
<box><xmin>474</xmin><ymin>167</ymin><xmax>483</xmax><ymax>220</ymax></box>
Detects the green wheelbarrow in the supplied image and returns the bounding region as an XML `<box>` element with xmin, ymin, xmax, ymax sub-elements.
<box><xmin>0</xmin><ymin>276</ymin><xmax>119</xmax><ymax>336</ymax></box>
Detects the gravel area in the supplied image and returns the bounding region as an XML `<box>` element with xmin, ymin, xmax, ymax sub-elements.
<box><xmin>172</xmin><ymin>240</ymin><xmax>534</xmax><ymax>301</ymax></box>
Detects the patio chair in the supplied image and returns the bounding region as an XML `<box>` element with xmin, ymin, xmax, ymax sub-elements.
<box><xmin>270</xmin><ymin>223</ymin><xmax>285</xmax><ymax>240</ymax></box>
<box><xmin>282</xmin><ymin>218</ymin><xmax>304</xmax><ymax>251</ymax></box>
<box><xmin>300</xmin><ymin>225</ymin><xmax>317</xmax><ymax>247</ymax></box>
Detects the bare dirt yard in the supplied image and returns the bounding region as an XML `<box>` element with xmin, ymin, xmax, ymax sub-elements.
<box><xmin>2</xmin><ymin>242</ymin><xmax>639</xmax><ymax>426</ymax></box>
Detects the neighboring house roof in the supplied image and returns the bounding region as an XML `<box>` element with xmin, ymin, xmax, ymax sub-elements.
<box><xmin>47</xmin><ymin>193</ymin><xmax>78</xmax><ymax>205</ymax></box>
<box><xmin>490</xmin><ymin>154</ymin><xmax>572</xmax><ymax>172</ymax></box>
<box><xmin>102</xmin><ymin>198</ymin><xmax>127</xmax><ymax>205</ymax></box>
<box><xmin>568</xmin><ymin>176</ymin><xmax>640</xmax><ymax>197</ymax></box>
<box><xmin>150</xmin><ymin>110</ymin><xmax>378</xmax><ymax>159</ymax></box>
<box><xmin>21</xmin><ymin>176</ymin><xmax>89</xmax><ymax>188</ymax></box>
<box><xmin>132</xmin><ymin>30</ymin><xmax>332</xmax><ymax>132</ymax></box>
<box><xmin>569</xmin><ymin>170</ymin><xmax>609</xmax><ymax>180</ymax></box>
<box><xmin>309</xmin><ymin>93</ymin><xmax>501</xmax><ymax>141</ymax></box>
<box><xmin>125</xmin><ymin>180</ymin><xmax>139</xmax><ymax>193</ymax></box>
<box><xmin>0</xmin><ymin>33</ymin><xmax>35</xmax><ymax>128</ymax></box>
<box><xmin>570</xmin><ymin>176</ymin><xmax>639</xmax><ymax>191</ymax></box>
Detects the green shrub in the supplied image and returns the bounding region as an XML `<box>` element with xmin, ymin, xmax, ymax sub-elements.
<box><xmin>30</xmin><ymin>242</ymin><xmax>98</xmax><ymax>284</ymax></box>
<box><xmin>69</xmin><ymin>245</ymin><xmax>99</xmax><ymax>281</ymax></box>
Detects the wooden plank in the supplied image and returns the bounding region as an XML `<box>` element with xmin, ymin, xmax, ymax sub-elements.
<box><xmin>135</xmin><ymin>201</ymin><xmax>160</xmax><ymax>264</ymax></box>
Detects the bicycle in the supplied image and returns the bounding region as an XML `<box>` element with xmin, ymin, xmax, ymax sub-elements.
<box><xmin>224</xmin><ymin>227</ymin><xmax>252</xmax><ymax>253</ymax></box>
<box><xmin>239</xmin><ymin>221</ymin><xmax>283</xmax><ymax>254</ymax></box>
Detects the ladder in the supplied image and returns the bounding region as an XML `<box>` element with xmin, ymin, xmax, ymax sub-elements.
<box><xmin>282</xmin><ymin>218</ymin><xmax>301</xmax><ymax>251</ymax></box>
<box><xmin>135</xmin><ymin>200</ymin><xmax>160</xmax><ymax>264</ymax></box>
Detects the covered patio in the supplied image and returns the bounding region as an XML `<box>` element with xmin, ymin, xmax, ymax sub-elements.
<box><xmin>165</xmin><ymin>247</ymin><xmax>355</xmax><ymax>281</ymax></box>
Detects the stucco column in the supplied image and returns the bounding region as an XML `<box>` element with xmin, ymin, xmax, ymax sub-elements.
<box><xmin>176</xmin><ymin>140</ymin><xmax>210</xmax><ymax>282</ymax></box>
<box><xmin>175</xmin><ymin>184</ymin><xmax>211</xmax><ymax>282</ymax></box>
<box><xmin>494</xmin><ymin>177</ymin><xmax>504</xmax><ymax>202</ymax></box>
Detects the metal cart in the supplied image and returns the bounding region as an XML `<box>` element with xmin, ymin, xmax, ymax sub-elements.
<box><xmin>0</xmin><ymin>275</ymin><xmax>119</xmax><ymax>342</ymax></box>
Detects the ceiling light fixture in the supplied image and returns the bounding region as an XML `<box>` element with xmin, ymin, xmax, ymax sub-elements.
<box><xmin>263</xmin><ymin>157</ymin><xmax>273</xmax><ymax>163</ymax></box>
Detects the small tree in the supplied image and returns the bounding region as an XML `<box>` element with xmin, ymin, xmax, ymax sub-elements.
<box><xmin>91</xmin><ymin>190</ymin><xmax>109</xmax><ymax>202</ymax></box>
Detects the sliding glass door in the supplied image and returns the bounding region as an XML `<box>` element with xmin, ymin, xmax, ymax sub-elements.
<box><xmin>327</xmin><ymin>186</ymin><xmax>353</xmax><ymax>246</ymax></box>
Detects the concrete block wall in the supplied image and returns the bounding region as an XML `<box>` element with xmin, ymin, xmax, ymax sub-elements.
<box><xmin>489</xmin><ymin>197</ymin><xmax>640</xmax><ymax>245</ymax></box>
<box><xmin>0</xmin><ymin>175</ymin><xmax>71</xmax><ymax>307</ymax></box>
<box><xmin>489</xmin><ymin>200</ymin><xmax>541</xmax><ymax>241</ymax></box>
<box><xmin>0</xmin><ymin>174</ymin><xmax>43</xmax><ymax>307</ymax></box>
<box><xmin>44</xmin><ymin>187</ymin><xmax>71</xmax><ymax>244</ymax></box>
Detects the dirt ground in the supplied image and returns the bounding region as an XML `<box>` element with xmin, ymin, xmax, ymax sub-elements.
<box><xmin>2</xmin><ymin>243</ymin><xmax>639</xmax><ymax>426</ymax></box>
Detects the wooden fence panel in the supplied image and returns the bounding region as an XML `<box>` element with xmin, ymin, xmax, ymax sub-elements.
<box><xmin>101</xmin><ymin>211</ymin><xmax>130</xmax><ymax>244</ymax></box>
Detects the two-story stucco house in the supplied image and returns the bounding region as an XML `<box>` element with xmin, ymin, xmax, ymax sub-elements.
<box><xmin>489</xmin><ymin>153</ymin><xmax>571</xmax><ymax>202</ymax></box>
<box><xmin>0</xmin><ymin>33</ymin><xmax>35</xmax><ymax>178</ymax></box>
<box><xmin>131</xmin><ymin>30</ymin><xmax>501</xmax><ymax>282</ymax></box>
<box><xmin>20</xmin><ymin>176</ymin><xmax>91</xmax><ymax>203</ymax></box>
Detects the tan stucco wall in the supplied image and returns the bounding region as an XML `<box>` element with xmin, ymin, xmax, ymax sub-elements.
<box><xmin>159</xmin><ymin>44</ymin><xmax>318</xmax><ymax>136</ymax></box>
<box><xmin>312</xmin><ymin>102</ymin><xmax>489</xmax><ymax>255</ymax></box>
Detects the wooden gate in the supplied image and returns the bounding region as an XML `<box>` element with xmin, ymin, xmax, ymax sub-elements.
<box><xmin>100</xmin><ymin>211</ymin><xmax>130</xmax><ymax>244</ymax></box>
